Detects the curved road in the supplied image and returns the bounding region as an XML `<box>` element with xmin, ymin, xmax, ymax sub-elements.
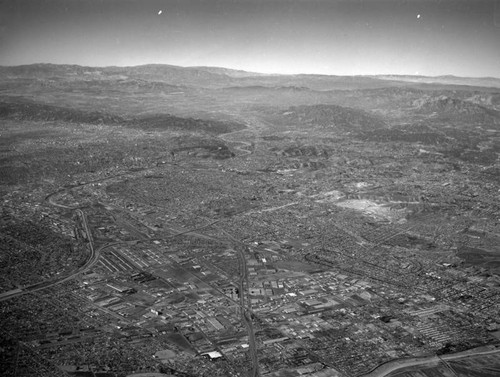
<box><xmin>1</xmin><ymin>189</ymin><xmax>112</xmax><ymax>302</ymax></box>
<box><xmin>362</xmin><ymin>346</ymin><xmax>500</xmax><ymax>377</ymax></box>
<box><xmin>219</xmin><ymin>128</ymin><xmax>254</xmax><ymax>156</ymax></box>
<box><xmin>218</xmin><ymin>113</ymin><xmax>274</xmax><ymax>157</ymax></box>
<box><xmin>0</xmin><ymin>243</ymin><xmax>116</xmax><ymax>302</ymax></box>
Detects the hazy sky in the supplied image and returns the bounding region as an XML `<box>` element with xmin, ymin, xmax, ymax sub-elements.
<box><xmin>1</xmin><ymin>0</ymin><xmax>499</xmax><ymax>77</ymax></box>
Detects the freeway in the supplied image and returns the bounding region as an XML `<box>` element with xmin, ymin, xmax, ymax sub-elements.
<box><xmin>362</xmin><ymin>346</ymin><xmax>500</xmax><ymax>377</ymax></box>
<box><xmin>216</xmin><ymin>226</ymin><xmax>260</xmax><ymax>377</ymax></box>
<box><xmin>161</xmin><ymin>218</ymin><xmax>260</xmax><ymax>376</ymax></box>
<box><xmin>0</xmin><ymin>239</ymin><xmax>115</xmax><ymax>301</ymax></box>
<box><xmin>0</xmin><ymin>208</ymin><xmax>117</xmax><ymax>302</ymax></box>
<box><xmin>1</xmin><ymin>170</ymin><xmax>230</xmax><ymax>304</ymax></box>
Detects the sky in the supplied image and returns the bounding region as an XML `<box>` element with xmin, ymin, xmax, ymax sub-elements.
<box><xmin>0</xmin><ymin>0</ymin><xmax>499</xmax><ymax>77</ymax></box>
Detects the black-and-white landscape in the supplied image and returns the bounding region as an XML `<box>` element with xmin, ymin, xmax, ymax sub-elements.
<box><xmin>1</xmin><ymin>1</ymin><xmax>500</xmax><ymax>377</ymax></box>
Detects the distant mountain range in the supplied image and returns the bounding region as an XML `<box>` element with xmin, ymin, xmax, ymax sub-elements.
<box><xmin>374</xmin><ymin>74</ymin><xmax>500</xmax><ymax>89</ymax></box>
<box><xmin>1</xmin><ymin>63</ymin><xmax>499</xmax><ymax>132</ymax></box>
<box><xmin>2</xmin><ymin>63</ymin><xmax>498</xmax><ymax>90</ymax></box>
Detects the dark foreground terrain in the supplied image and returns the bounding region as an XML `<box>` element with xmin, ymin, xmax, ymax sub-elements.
<box><xmin>1</xmin><ymin>64</ymin><xmax>499</xmax><ymax>377</ymax></box>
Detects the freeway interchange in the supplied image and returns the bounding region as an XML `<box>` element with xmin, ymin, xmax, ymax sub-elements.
<box><xmin>1</xmin><ymin>174</ymin><xmax>262</xmax><ymax>376</ymax></box>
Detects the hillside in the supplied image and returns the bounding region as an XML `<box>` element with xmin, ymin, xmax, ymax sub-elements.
<box><xmin>412</xmin><ymin>95</ymin><xmax>500</xmax><ymax>124</ymax></box>
<box><xmin>0</xmin><ymin>63</ymin><xmax>405</xmax><ymax>91</ymax></box>
<box><xmin>0</xmin><ymin>100</ymin><xmax>125</xmax><ymax>125</ymax></box>
<box><xmin>0</xmin><ymin>100</ymin><xmax>245</xmax><ymax>135</ymax></box>
<box><xmin>280</xmin><ymin>104</ymin><xmax>386</xmax><ymax>131</ymax></box>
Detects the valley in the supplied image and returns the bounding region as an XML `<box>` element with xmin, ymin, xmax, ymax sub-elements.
<box><xmin>0</xmin><ymin>64</ymin><xmax>499</xmax><ymax>377</ymax></box>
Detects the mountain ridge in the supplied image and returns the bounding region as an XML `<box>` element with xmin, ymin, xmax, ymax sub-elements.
<box><xmin>2</xmin><ymin>63</ymin><xmax>498</xmax><ymax>89</ymax></box>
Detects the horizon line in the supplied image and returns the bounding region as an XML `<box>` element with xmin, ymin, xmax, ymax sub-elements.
<box><xmin>1</xmin><ymin>62</ymin><xmax>499</xmax><ymax>81</ymax></box>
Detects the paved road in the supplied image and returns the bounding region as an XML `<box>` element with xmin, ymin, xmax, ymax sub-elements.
<box><xmin>1</xmin><ymin>173</ymin><xmax>228</xmax><ymax>304</ymax></box>
<box><xmin>362</xmin><ymin>346</ymin><xmax>500</xmax><ymax>377</ymax></box>
<box><xmin>218</xmin><ymin>118</ymin><xmax>256</xmax><ymax>157</ymax></box>
<box><xmin>216</xmin><ymin>226</ymin><xmax>260</xmax><ymax>377</ymax></box>
<box><xmin>220</xmin><ymin>130</ymin><xmax>254</xmax><ymax>156</ymax></box>
<box><xmin>0</xmin><ymin>208</ymin><xmax>116</xmax><ymax>302</ymax></box>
